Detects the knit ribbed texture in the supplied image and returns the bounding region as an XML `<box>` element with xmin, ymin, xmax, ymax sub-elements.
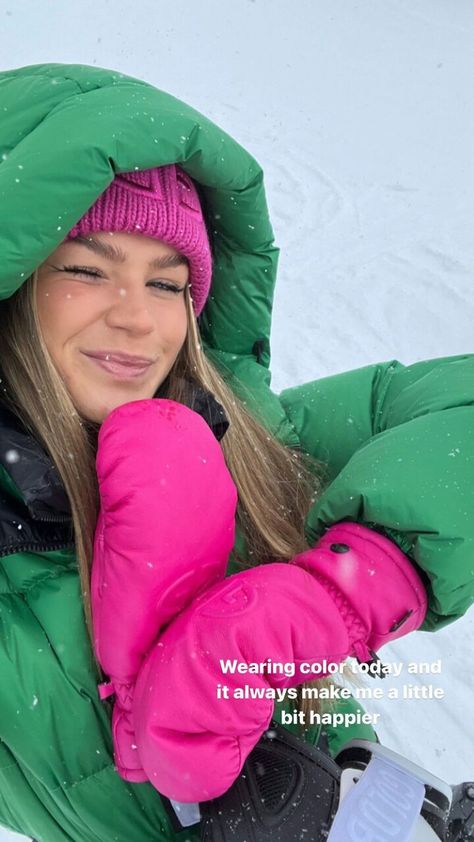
<box><xmin>66</xmin><ymin>165</ymin><xmax>212</xmax><ymax>316</ymax></box>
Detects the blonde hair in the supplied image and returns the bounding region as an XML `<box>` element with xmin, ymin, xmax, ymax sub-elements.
<box><xmin>0</xmin><ymin>270</ymin><xmax>336</xmax><ymax>723</ymax></box>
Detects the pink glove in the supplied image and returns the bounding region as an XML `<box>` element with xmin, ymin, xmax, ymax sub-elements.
<box><xmin>131</xmin><ymin>522</ymin><xmax>427</xmax><ymax>801</ymax></box>
<box><xmin>91</xmin><ymin>398</ymin><xmax>238</xmax><ymax>781</ymax></box>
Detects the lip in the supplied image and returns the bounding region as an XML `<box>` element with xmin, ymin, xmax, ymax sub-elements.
<box><xmin>81</xmin><ymin>351</ymin><xmax>153</xmax><ymax>379</ymax></box>
<box><xmin>82</xmin><ymin>350</ymin><xmax>155</xmax><ymax>365</ymax></box>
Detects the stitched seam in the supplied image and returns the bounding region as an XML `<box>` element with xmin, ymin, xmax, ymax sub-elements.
<box><xmin>63</xmin><ymin>763</ymin><xmax>117</xmax><ymax>791</ymax></box>
<box><xmin>311</xmin><ymin>571</ymin><xmax>368</xmax><ymax>648</ymax></box>
<box><xmin>372</xmin><ymin>360</ymin><xmax>400</xmax><ymax>435</ymax></box>
<box><xmin>5</xmin><ymin>567</ymin><xmax>77</xmax><ymax>596</ymax></box>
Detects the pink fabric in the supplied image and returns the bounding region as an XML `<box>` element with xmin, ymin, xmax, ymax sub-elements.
<box><xmin>91</xmin><ymin>401</ymin><xmax>427</xmax><ymax>802</ymax></box>
<box><xmin>132</xmin><ymin>523</ymin><xmax>427</xmax><ymax>801</ymax></box>
<box><xmin>66</xmin><ymin>165</ymin><xmax>212</xmax><ymax>317</ymax></box>
<box><xmin>91</xmin><ymin>398</ymin><xmax>238</xmax><ymax>781</ymax></box>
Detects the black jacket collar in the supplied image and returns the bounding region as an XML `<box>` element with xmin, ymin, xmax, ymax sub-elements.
<box><xmin>0</xmin><ymin>380</ymin><xmax>229</xmax><ymax>523</ymax></box>
<box><xmin>0</xmin><ymin>400</ymin><xmax>72</xmax><ymax>521</ymax></box>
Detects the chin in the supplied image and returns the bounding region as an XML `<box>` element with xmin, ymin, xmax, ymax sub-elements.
<box><xmin>89</xmin><ymin>390</ymin><xmax>161</xmax><ymax>424</ymax></box>
<box><xmin>69</xmin><ymin>373</ymin><xmax>166</xmax><ymax>423</ymax></box>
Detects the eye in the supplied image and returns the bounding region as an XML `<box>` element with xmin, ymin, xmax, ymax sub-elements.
<box><xmin>59</xmin><ymin>266</ymin><xmax>185</xmax><ymax>295</ymax></box>
<box><xmin>147</xmin><ymin>281</ymin><xmax>184</xmax><ymax>295</ymax></box>
<box><xmin>61</xmin><ymin>265</ymin><xmax>102</xmax><ymax>279</ymax></box>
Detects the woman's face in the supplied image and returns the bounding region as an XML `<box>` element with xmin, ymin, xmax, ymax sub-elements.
<box><xmin>36</xmin><ymin>232</ymin><xmax>189</xmax><ymax>424</ymax></box>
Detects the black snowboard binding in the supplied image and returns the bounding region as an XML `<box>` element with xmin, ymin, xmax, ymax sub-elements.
<box><xmin>200</xmin><ymin>723</ymin><xmax>340</xmax><ymax>841</ymax></box>
<box><xmin>446</xmin><ymin>782</ymin><xmax>474</xmax><ymax>841</ymax></box>
<box><xmin>162</xmin><ymin>720</ymin><xmax>473</xmax><ymax>841</ymax></box>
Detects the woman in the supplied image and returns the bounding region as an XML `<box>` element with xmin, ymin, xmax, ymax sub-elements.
<box><xmin>0</xmin><ymin>62</ymin><xmax>472</xmax><ymax>842</ymax></box>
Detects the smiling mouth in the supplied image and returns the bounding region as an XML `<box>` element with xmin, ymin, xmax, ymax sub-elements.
<box><xmin>81</xmin><ymin>352</ymin><xmax>153</xmax><ymax>379</ymax></box>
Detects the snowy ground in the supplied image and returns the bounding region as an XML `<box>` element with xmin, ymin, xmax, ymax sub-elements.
<box><xmin>1</xmin><ymin>1</ymin><xmax>473</xmax><ymax>839</ymax></box>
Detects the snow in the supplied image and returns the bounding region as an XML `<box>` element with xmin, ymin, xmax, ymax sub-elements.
<box><xmin>1</xmin><ymin>1</ymin><xmax>473</xmax><ymax>839</ymax></box>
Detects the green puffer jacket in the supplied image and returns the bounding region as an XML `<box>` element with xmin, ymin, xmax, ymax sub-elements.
<box><xmin>0</xmin><ymin>63</ymin><xmax>472</xmax><ymax>842</ymax></box>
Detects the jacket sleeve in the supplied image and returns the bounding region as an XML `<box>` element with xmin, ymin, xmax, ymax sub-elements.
<box><xmin>278</xmin><ymin>354</ymin><xmax>474</xmax><ymax>631</ymax></box>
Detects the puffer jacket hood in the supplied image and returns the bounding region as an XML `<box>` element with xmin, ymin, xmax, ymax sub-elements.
<box><xmin>0</xmin><ymin>61</ymin><xmax>298</xmax><ymax>442</ymax></box>
<box><xmin>0</xmin><ymin>62</ymin><xmax>277</xmax><ymax>363</ymax></box>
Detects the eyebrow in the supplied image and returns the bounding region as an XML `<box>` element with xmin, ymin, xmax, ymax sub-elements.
<box><xmin>72</xmin><ymin>235</ymin><xmax>188</xmax><ymax>270</ymax></box>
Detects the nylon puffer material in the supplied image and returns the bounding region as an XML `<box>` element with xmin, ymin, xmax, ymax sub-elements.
<box><xmin>0</xmin><ymin>62</ymin><xmax>473</xmax><ymax>841</ymax></box>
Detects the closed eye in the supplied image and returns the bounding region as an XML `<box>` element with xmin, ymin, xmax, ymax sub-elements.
<box><xmin>148</xmin><ymin>281</ymin><xmax>184</xmax><ymax>294</ymax></box>
<box><xmin>61</xmin><ymin>265</ymin><xmax>102</xmax><ymax>279</ymax></box>
<box><xmin>59</xmin><ymin>265</ymin><xmax>185</xmax><ymax>294</ymax></box>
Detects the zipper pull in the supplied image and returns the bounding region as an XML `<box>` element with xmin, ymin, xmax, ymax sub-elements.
<box><xmin>353</xmin><ymin>641</ymin><xmax>390</xmax><ymax>679</ymax></box>
<box><xmin>98</xmin><ymin>681</ymin><xmax>115</xmax><ymax>700</ymax></box>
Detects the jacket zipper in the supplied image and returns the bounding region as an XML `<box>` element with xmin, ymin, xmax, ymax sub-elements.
<box><xmin>0</xmin><ymin>540</ymin><xmax>75</xmax><ymax>558</ymax></box>
<box><xmin>30</xmin><ymin>510</ymin><xmax>72</xmax><ymax>524</ymax></box>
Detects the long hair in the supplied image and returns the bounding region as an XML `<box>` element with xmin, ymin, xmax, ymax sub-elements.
<box><xmin>0</xmin><ymin>269</ymin><xmax>335</xmax><ymax>722</ymax></box>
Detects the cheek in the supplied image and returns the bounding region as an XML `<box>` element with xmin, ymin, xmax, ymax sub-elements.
<box><xmin>36</xmin><ymin>286</ymin><xmax>64</xmax><ymax>350</ymax></box>
<box><xmin>157</xmin><ymin>302</ymin><xmax>188</xmax><ymax>352</ymax></box>
<box><xmin>176</xmin><ymin>308</ymin><xmax>189</xmax><ymax>346</ymax></box>
<box><xmin>36</xmin><ymin>283</ymin><xmax>97</xmax><ymax>354</ymax></box>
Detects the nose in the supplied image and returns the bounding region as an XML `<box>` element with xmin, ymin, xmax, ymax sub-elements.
<box><xmin>104</xmin><ymin>285</ymin><xmax>155</xmax><ymax>334</ymax></box>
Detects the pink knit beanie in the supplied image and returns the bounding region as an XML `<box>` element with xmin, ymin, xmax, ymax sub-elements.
<box><xmin>66</xmin><ymin>165</ymin><xmax>212</xmax><ymax>316</ymax></box>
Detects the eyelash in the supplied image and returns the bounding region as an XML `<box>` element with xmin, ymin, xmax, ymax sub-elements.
<box><xmin>60</xmin><ymin>265</ymin><xmax>184</xmax><ymax>294</ymax></box>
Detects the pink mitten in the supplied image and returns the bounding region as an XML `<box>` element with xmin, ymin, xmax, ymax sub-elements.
<box><xmin>91</xmin><ymin>398</ymin><xmax>238</xmax><ymax>780</ymax></box>
<box><xmin>132</xmin><ymin>522</ymin><xmax>427</xmax><ymax>800</ymax></box>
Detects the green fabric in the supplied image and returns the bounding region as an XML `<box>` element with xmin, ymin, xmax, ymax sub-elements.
<box><xmin>0</xmin><ymin>62</ymin><xmax>278</xmax><ymax>365</ymax></box>
<box><xmin>0</xmin><ymin>62</ymin><xmax>473</xmax><ymax>840</ymax></box>
<box><xmin>0</xmin><ymin>551</ymin><xmax>200</xmax><ymax>842</ymax></box>
<box><xmin>0</xmin><ymin>61</ymin><xmax>298</xmax><ymax>842</ymax></box>
<box><xmin>279</xmin><ymin>354</ymin><xmax>474</xmax><ymax>630</ymax></box>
